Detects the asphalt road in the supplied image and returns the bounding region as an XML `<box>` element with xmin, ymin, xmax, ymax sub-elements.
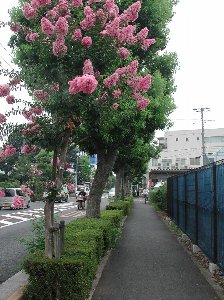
<box><xmin>0</xmin><ymin>195</ymin><xmax>109</xmax><ymax>284</ymax></box>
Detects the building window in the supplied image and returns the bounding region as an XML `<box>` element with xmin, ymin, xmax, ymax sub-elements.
<box><xmin>197</xmin><ymin>137</ymin><xmax>200</xmax><ymax>141</ymax></box>
<box><xmin>190</xmin><ymin>157</ymin><xmax>200</xmax><ymax>165</ymax></box>
<box><xmin>152</xmin><ymin>158</ymin><xmax>158</xmax><ymax>166</ymax></box>
<box><xmin>162</xmin><ymin>159</ymin><xmax>172</xmax><ymax>167</ymax></box>
<box><xmin>176</xmin><ymin>158</ymin><xmax>187</xmax><ymax>166</ymax></box>
<box><xmin>186</xmin><ymin>138</ymin><xmax>189</xmax><ymax>142</ymax></box>
<box><xmin>205</xmin><ymin>136</ymin><xmax>224</xmax><ymax>143</ymax></box>
<box><xmin>176</xmin><ymin>138</ymin><xmax>178</xmax><ymax>141</ymax></box>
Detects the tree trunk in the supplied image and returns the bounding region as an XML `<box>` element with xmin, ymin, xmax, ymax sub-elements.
<box><xmin>115</xmin><ymin>170</ymin><xmax>122</xmax><ymax>198</ymax></box>
<box><xmin>87</xmin><ymin>148</ymin><xmax>117</xmax><ymax>218</ymax></box>
<box><xmin>44</xmin><ymin>130</ymin><xmax>71</xmax><ymax>258</ymax></box>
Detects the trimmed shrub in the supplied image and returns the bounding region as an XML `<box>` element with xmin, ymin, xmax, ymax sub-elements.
<box><xmin>150</xmin><ymin>184</ymin><xmax>167</xmax><ymax>211</ymax></box>
<box><xmin>106</xmin><ymin>200</ymin><xmax>131</xmax><ymax>216</ymax></box>
<box><xmin>23</xmin><ymin>251</ymin><xmax>96</xmax><ymax>300</ymax></box>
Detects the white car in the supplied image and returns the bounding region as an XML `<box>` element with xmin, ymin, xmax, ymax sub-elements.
<box><xmin>108</xmin><ymin>187</ymin><xmax>115</xmax><ymax>198</ymax></box>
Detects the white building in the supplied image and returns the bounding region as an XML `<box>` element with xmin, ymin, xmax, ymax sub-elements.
<box><xmin>149</xmin><ymin>128</ymin><xmax>224</xmax><ymax>170</ymax></box>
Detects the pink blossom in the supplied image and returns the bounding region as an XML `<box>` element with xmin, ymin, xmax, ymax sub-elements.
<box><xmin>84</xmin><ymin>6</ymin><xmax>93</xmax><ymax>16</ymax></box>
<box><xmin>52</xmin><ymin>35</ymin><xmax>68</xmax><ymax>56</ymax></box>
<box><xmin>136</xmin><ymin>99</ymin><xmax>150</xmax><ymax>110</ymax></box>
<box><xmin>103</xmin><ymin>73</ymin><xmax>119</xmax><ymax>88</ymax></box>
<box><xmin>0</xmin><ymin>84</ymin><xmax>10</xmax><ymax>97</ymax></box>
<box><xmin>81</xmin><ymin>36</ymin><xmax>92</xmax><ymax>48</ymax></box>
<box><xmin>83</xmin><ymin>59</ymin><xmax>94</xmax><ymax>75</ymax></box>
<box><xmin>41</xmin><ymin>17</ymin><xmax>54</xmax><ymax>35</ymax></box>
<box><xmin>10</xmin><ymin>23</ymin><xmax>20</xmax><ymax>32</ymax></box>
<box><xmin>113</xmin><ymin>89</ymin><xmax>122</xmax><ymax>98</ymax></box>
<box><xmin>31</xmin><ymin>0</ymin><xmax>51</xmax><ymax>8</ymax></box>
<box><xmin>112</xmin><ymin>103</ymin><xmax>119</xmax><ymax>110</ymax></box>
<box><xmin>80</xmin><ymin>14</ymin><xmax>96</xmax><ymax>30</ymax></box>
<box><xmin>46</xmin><ymin>9</ymin><xmax>58</xmax><ymax>19</ymax></box>
<box><xmin>117</xmin><ymin>47</ymin><xmax>129</xmax><ymax>60</ymax></box>
<box><xmin>141</xmin><ymin>38</ymin><xmax>156</xmax><ymax>50</ymax></box>
<box><xmin>21</xmin><ymin>144</ymin><xmax>37</xmax><ymax>154</ymax></box>
<box><xmin>10</xmin><ymin>78</ymin><xmax>21</xmax><ymax>86</ymax></box>
<box><xmin>104</xmin><ymin>17</ymin><xmax>120</xmax><ymax>38</ymax></box>
<box><xmin>137</xmin><ymin>75</ymin><xmax>152</xmax><ymax>92</ymax></box>
<box><xmin>4</xmin><ymin>145</ymin><xmax>16</xmax><ymax>157</ymax></box>
<box><xmin>121</xmin><ymin>1</ymin><xmax>141</xmax><ymax>23</ymax></box>
<box><xmin>0</xmin><ymin>114</ymin><xmax>6</xmax><ymax>123</ymax></box>
<box><xmin>72</xmin><ymin>29</ymin><xmax>82</xmax><ymax>40</ymax></box>
<box><xmin>137</xmin><ymin>27</ymin><xmax>149</xmax><ymax>42</ymax></box>
<box><xmin>25</xmin><ymin>32</ymin><xmax>39</xmax><ymax>42</ymax></box>
<box><xmin>6</xmin><ymin>95</ymin><xmax>15</xmax><ymax>104</ymax></box>
<box><xmin>67</xmin><ymin>182</ymin><xmax>75</xmax><ymax>192</ymax></box>
<box><xmin>12</xmin><ymin>196</ymin><xmax>25</xmax><ymax>209</ymax></box>
<box><xmin>55</xmin><ymin>17</ymin><xmax>68</xmax><ymax>35</ymax></box>
<box><xmin>118</xmin><ymin>25</ymin><xmax>136</xmax><ymax>44</ymax></box>
<box><xmin>71</xmin><ymin>0</ymin><xmax>83</xmax><ymax>7</ymax></box>
<box><xmin>68</xmin><ymin>75</ymin><xmax>98</xmax><ymax>94</ymax></box>
<box><xmin>34</xmin><ymin>90</ymin><xmax>49</xmax><ymax>101</ymax></box>
<box><xmin>23</xmin><ymin>2</ymin><xmax>36</xmax><ymax>20</ymax></box>
<box><xmin>126</xmin><ymin>60</ymin><xmax>139</xmax><ymax>77</ymax></box>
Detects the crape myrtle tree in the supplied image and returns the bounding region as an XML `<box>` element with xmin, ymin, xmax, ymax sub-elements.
<box><xmin>0</xmin><ymin>0</ymin><xmax>156</xmax><ymax>257</ymax></box>
<box><xmin>111</xmin><ymin>0</ymin><xmax>178</xmax><ymax>193</ymax></box>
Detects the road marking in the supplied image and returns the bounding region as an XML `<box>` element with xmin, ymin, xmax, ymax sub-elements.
<box><xmin>0</xmin><ymin>202</ymin><xmax>79</xmax><ymax>229</ymax></box>
<box><xmin>61</xmin><ymin>211</ymin><xmax>86</xmax><ymax>218</ymax></box>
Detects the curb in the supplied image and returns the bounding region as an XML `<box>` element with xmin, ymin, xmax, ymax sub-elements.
<box><xmin>0</xmin><ymin>271</ymin><xmax>28</xmax><ymax>300</ymax></box>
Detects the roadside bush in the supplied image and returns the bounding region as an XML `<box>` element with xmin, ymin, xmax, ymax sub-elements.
<box><xmin>150</xmin><ymin>184</ymin><xmax>167</xmax><ymax>212</ymax></box>
<box><xmin>106</xmin><ymin>200</ymin><xmax>132</xmax><ymax>216</ymax></box>
<box><xmin>23</xmin><ymin>210</ymin><xmax>127</xmax><ymax>300</ymax></box>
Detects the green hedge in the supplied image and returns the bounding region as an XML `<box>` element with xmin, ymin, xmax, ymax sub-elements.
<box><xmin>150</xmin><ymin>184</ymin><xmax>167</xmax><ymax>211</ymax></box>
<box><xmin>23</xmin><ymin>209</ymin><xmax>126</xmax><ymax>300</ymax></box>
<box><xmin>105</xmin><ymin>199</ymin><xmax>132</xmax><ymax>216</ymax></box>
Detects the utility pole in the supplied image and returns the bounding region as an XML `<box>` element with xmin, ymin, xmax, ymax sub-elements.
<box><xmin>193</xmin><ymin>107</ymin><xmax>210</xmax><ymax>166</ymax></box>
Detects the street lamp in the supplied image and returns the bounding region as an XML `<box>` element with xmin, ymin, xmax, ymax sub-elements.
<box><xmin>193</xmin><ymin>107</ymin><xmax>210</xmax><ymax>166</ymax></box>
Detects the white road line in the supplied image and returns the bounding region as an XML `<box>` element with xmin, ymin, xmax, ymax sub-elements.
<box><xmin>1</xmin><ymin>214</ymin><xmax>29</xmax><ymax>221</ymax></box>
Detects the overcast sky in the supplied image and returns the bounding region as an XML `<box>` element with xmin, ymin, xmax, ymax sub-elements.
<box><xmin>1</xmin><ymin>0</ymin><xmax>224</xmax><ymax>135</ymax></box>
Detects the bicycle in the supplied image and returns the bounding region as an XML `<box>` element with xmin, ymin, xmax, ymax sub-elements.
<box><xmin>143</xmin><ymin>194</ymin><xmax>149</xmax><ymax>204</ymax></box>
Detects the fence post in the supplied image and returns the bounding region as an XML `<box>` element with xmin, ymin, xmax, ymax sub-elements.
<box><xmin>53</xmin><ymin>222</ymin><xmax>60</xmax><ymax>258</ymax></box>
<box><xmin>195</xmin><ymin>171</ymin><xmax>198</xmax><ymax>245</ymax></box>
<box><xmin>59</xmin><ymin>220</ymin><xmax>65</xmax><ymax>256</ymax></box>
<box><xmin>176</xmin><ymin>176</ymin><xmax>179</xmax><ymax>226</ymax></box>
<box><xmin>212</xmin><ymin>163</ymin><xmax>217</xmax><ymax>264</ymax></box>
<box><xmin>184</xmin><ymin>174</ymin><xmax>187</xmax><ymax>233</ymax></box>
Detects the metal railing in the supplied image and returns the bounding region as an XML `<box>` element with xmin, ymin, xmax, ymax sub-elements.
<box><xmin>167</xmin><ymin>160</ymin><xmax>224</xmax><ymax>271</ymax></box>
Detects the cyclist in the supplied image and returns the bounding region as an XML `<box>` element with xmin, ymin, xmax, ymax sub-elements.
<box><xmin>142</xmin><ymin>187</ymin><xmax>149</xmax><ymax>204</ymax></box>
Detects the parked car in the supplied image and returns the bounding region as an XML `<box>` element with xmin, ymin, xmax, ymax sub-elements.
<box><xmin>43</xmin><ymin>185</ymin><xmax>69</xmax><ymax>202</ymax></box>
<box><xmin>0</xmin><ymin>188</ymin><xmax>31</xmax><ymax>210</ymax></box>
<box><xmin>108</xmin><ymin>187</ymin><xmax>115</xmax><ymax>198</ymax></box>
<box><xmin>151</xmin><ymin>181</ymin><xmax>165</xmax><ymax>190</ymax></box>
<box><xmin>75</xmin><ymin>185</ymin><xmax>90</xmax><ymax>198</ymax></box>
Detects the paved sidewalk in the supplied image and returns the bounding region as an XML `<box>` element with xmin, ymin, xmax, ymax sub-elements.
<box><xmin>92</xmin><ymin>199</ymin><xmax>220</xmax><ymax>300</ymax></box>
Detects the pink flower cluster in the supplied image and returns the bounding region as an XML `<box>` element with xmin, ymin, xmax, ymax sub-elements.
<box><xmin>81</xmin><ymin>36</ymin><xmax>92</xmax><ymax>48</ymax></box>
<box><xmin>10</xmin><ymin>78</ymin><xmax>21</xmax><ymax>86</ymax></box>
<box><xmin>25</xmin><ymin>32</ymin><xmax>39</xmax><ymax>42</ymax></box>
<box><xmin>22</xmin><ymin>123</ymin><xmax>41</xmax><ymax>138</ymax></box>
<box><xmin>53</xmin><ymin>35</ymin><xmax>68</xmax><ymax>56</ymax></box>
<box><xmin>6</xmin><ymin>95</ymin><xmax>15</xmax><ymax>104</ymax></box>
<box><xmin>23</xmin><ymin>2</ymin><xmax>36</xmax><ymax>20</ymax></box>
<box><xmin>0</xmin><ymin>84</ymin><xmax>10</xmax><ymax>97</ymax></box>
<box><xmin>20</xmin><ymin>185</ymin><xmax>34</xmax><ymax>196</ymax></box>
<box><xmin>67</xmin><ymin>182</ymin><xmax>75</xmax><ymax>192</ymax></box>
<box><xmin>41</xmin><ymin>17</ymin><xmax>54</xmax><ymax>35</ymax></box>
<box><xmin>33</xmin><ymin>90</ymin><xmax>49</xmax><ymax>101</ymax></box>
<box><xmin>10</xmin><ymin>23</ymin><xmax>20</xmax><ymax>32</ymax></box>
<box><xmin>83</xmin><ymin>59</ymin><xmax>94</xmax><ymax>75</ymax></box>
<box><xmin>72</xmin><ymin>29</ymin><xmax>82</xmax><ymax>40</ymax></box>
<box><xmin>50</xmin><ymin>83</ymin><xmax>60</xmax><ymax>91</ymax></box>
<box><xmin>21</xmin><ymin>144</ymin><xmax>37</xmax><ymax>154</ymax></box>
<box><xmin>22</xmin><ymin>107</ymin><xmax>43</xmax><ymax>122</ymax></box>
<box><xmin>117</xmin><ymin>47</ymin><xmax>129</xmax><ymax>60</ymax></box>
<box><xmin>0</xmin><ymin>189</ymin><xmax>5</xmax><ymax>197</ymax></box>
<box><xmin>0</xmin><ymin>114</ymin><xmax>7</xmax><ymax>123</ymax></box>
<box><xmin>12</xmin><ymin>196</ymin><xmax>25</xmax><ymax>209</ymax></box>
<box><xmin>72</xmin><ymin>0</ymin><xmax>83</xmax><ymax>7</ymax></box>
<box><xmin>0</xmin><ymin>145</ymin><xmax>16</xmax><ymax>161</ymax></box>
<box><xmin>69</xmin><ymin>75</ymin><xmax>98</xmax><ymax>94</ymax></box>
